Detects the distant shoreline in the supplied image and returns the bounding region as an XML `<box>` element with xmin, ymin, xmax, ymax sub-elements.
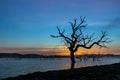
<box><xmin>0</xmin><ymin>53</ymin><xmax>69</xmax><ymax>58</ymax></box>
<box><xmin>0</xmin><ymin>53</ymin><xmax>120</xmax><ymax>58</ymax></box>
<box><xmin>2</xmin><ymin>62</ymin><xmax>120</xmax><ymax>80</ymax></box>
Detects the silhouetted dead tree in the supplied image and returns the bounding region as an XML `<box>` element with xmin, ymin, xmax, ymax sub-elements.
<box><xmin>51</xmin><ymin>17</ymin><xmax>110</xmax><ymax>69</ymax></box>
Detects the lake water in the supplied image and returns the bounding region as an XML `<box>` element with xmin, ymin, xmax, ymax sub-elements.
<box><xmin>0</xmin><ymin>57</ymin><xmax>120</xmax><ymax>79</ymax></box>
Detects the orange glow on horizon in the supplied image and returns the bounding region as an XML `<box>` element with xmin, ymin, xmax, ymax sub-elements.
<box><xmin>0</xmin><ymin>46</ymin><xmax>120</xmax><ymax>55</ymax></box>
<box><xmin>52</xmin><ymin>46</ymin><xmax>120</xmax><ymax>56</ymax></box>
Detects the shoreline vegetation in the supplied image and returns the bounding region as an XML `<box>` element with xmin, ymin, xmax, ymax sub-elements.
<box><xmin>2</xmin><ymin>62</ymin><xmax>120</xmax><ymax>80</ymax></box>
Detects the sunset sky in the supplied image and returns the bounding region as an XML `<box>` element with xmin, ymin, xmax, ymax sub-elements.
<box><xmin>0</xmin><ymin>0</ymin><xmax>120</xmax><ymax>55</ymax></box>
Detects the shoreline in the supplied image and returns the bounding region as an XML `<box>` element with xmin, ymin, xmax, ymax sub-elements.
<box><xmin>2</xmin><ymin>62</ymin><xmax>120</xmax><ymax>80</ymax></box>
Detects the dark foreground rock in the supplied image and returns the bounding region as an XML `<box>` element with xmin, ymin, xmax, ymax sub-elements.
<box><xmin>2</xmin><ymin>63</ymin><xmax>120</xmax><ymax>80</ymax></box>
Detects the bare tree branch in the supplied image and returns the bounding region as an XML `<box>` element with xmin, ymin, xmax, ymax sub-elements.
<box><xmin>51</xmin><ymin>17</ymin><xmax>110</xmax><ymax>64</ymax></box>
<box><xmin>51</xmin><ymin>26</ymin><xmax>72</xmax><ymax>44</ymax></box>
<box><xmin>74</xmin><ymin>31</ymin><xmax>110</xmax><ymax>52</ymax></box>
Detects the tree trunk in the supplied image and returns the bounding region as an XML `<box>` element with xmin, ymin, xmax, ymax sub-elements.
<box><xmin>70</xmin><ymin>52</ymin><xmax>75</xmax><ymax>63</ymax></box>
<box><xmin>70</xmin><ymin>51</ymin><xmax>75</xmax><ymax>69</ymax></box>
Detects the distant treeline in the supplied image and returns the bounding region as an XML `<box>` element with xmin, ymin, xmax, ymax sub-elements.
<box><xmin>0</xmin><ymin>53</ymin><xmax>69</xmax><ymax>58</ymax></box>
<box><xmin>0</xmin><ymin>53</ymin><xmax>120</xmax><ymax>58</ymax></box>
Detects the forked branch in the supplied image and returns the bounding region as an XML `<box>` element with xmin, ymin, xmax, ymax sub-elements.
<box><xmin>51</xmin><ymin>17</ymin><xmax>110</xmax><ymax>53</ymax></box>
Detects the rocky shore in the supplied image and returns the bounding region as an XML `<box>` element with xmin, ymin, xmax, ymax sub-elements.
<box><xmin>2</xmin><ymin>63</ymin><xmax>120</xmax><ymax>80</ymax></box>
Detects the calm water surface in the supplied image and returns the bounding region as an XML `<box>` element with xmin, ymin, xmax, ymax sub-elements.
<box><xmin>0</xmin><ymin>57</ymin><xmax>120</xmax><ymax>79</ymax></box>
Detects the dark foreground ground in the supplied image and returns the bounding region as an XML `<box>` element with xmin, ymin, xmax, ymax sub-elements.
<box><xmin>2</xmin><ymin>63</ymin><xmax>120</xmax><ymax>80</ymax></box>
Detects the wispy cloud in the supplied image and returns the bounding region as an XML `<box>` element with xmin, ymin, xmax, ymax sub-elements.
<box><xmin>103</xmin><ymin>17</ymin><xmax>120</xmax><ymax>34</ymax></box>
<box><xmin>108</xmin><ymin>17</ymin><xmax>120</xmax><ymax>28</ymax></box>
<box><xmin>88</xmin><ymin>22</ymin><xmax>108</xmax><ymax>26</ymax></box>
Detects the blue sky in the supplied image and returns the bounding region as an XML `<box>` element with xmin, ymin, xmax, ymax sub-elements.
<box><xmin>0</xmin><ymin>0</ymin><xmax>120</xmax><ymax>54</ymax></box>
